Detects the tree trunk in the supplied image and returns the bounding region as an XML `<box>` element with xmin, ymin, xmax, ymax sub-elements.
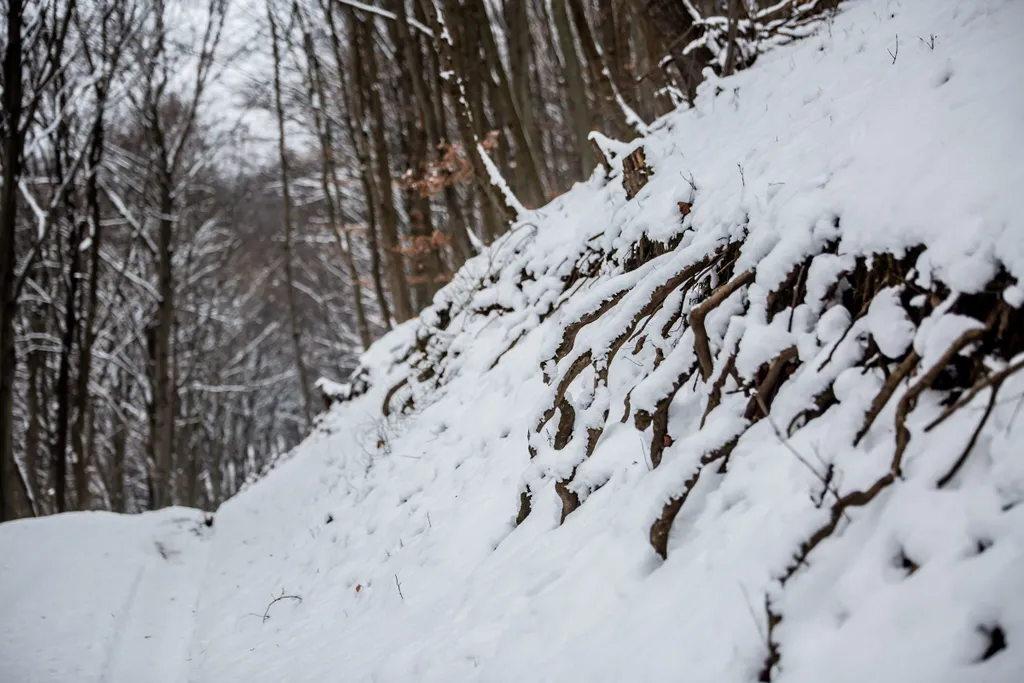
<box><xmin>52</xmin><ymin>217</ymin><xmax>83</xmax><ymax>514</ymax></box>
<box><xmin>551</xmin><ymin>0</ymin><xmax>595</xmax><ymax>178</ymax></box>
<box><xmin>643</xmin><ymin>0</ymin><xmax>713</xmax><ymax>104</ymax></box>
<box><xmin>268</xmin><ymin>0</ymin><xmax>314</xmax><ymax>430</ymax></box>
<box><xmin>0</xmin><ymin>0</ymin><xmax>25</xmax><ymax>522</ymax></box>
<box><xmin>340</xmin><ymin>5</ymin><xmax>394</xmax><ymax>327</ymax></box>
<box><xmin>300</xmin><ymin>2</ymin><xmax>372</xmax><ymax>349</ymax></box>
<box><xmin>467</xmin><ymin>0</ymin><xmax>546</xmax><ymax>208</ymax></box>
<box><xmin>72</xmin><ymin>97</ymin><xmax>107</xmax><ymax>510</ymax></box>
<box><xmin>358</xmin><ymin>14</ymin><xmax>414</xmax><ymax>323</ymax></box>
<box><xmin>567</xmin><ymin>0</ymin><xmax>635</xmax><ymax>139</ymax></box>
<box><xmin>151</xmin><ymin>173</ymin><xmax>176</xmax><ymax>509</ymax></box>
<box><xmin>420</xmin><ymin>9</ymin><xmax>474</xmax><ymax>267</ymax></box>
<box><xmin>391</xmin><ymin>2</ymin><xmax>444</xmax><ymax>310</ymax></box>
<box><xmin>505</xmin><ymin>0</ymin><xmax>544</xmax><ymax>198</ymax></box>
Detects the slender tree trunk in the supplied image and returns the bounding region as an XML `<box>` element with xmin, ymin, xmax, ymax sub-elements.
<box><xmin>505</xmin><ymin>0</ymin><xmax>543</xmax><ymax>199</ymax></box>
<box><xmin>567</xmin><ymin>0</ymin><xmax>634</xmax><ymax>138</ymax></box>
<box><xmin>722</xmin><ymin>0</ymin><xmax>741</xmax><ymax>77</ymax></box>
<box><xmin>25</xmin><ymin>314</ymin><xmax>42</xmax><ymax>511</ymax></box>
<box><xmin>0</xmin><ymin>0</ymin><xmax>25</xmax><ymax>522</ymax></box>
<box><xmin>551</xmin><ymin>0</ymin><xmax>594</xmax><ymax>177</ymax></box>
<box><xmin>147</xmin><ymin>159</ymin><xmax>177</xmax><ymax>509</ymax></box>
<box><xmin>456</xmin><ymin>3</ymin><xmax>502</xmax><ymax>243</ymax></box>
<box><xmin>52</xmin><ymin>217</ymin><xmax>83</xmax><ymax>514</ymax></box>
<box><xmin>391</xmin><ymin>2</ymin><xmax>443</xmax><ymax>310</ymax></box>
<box><xmin>267</xmin><ymin>0</ymin><xmax>314</xmax><ymax>430</ymax></box>
<box><xmin>72</xmin><ymin>97</ymin><xmax>107</xmax><ymax>510</ymax></box>
<box><xmin>467</xmin><ymin>0</ymin><xmax>546</xmax><ymax>208</ymax></box>
<box><xmin>299</xmin><ymin>3</ymin><xmax>372</xmax><ymax>349</ymax></box>
<box><xmin>643</xmin><ymin>0</ymin><xmax>713</xmax><ymax>104</ymax></box>
<box><xmin>421</xmin><ymin>0</ymin><xmax>519</xmax><ymax>228</ymax></box>
<box><xmin>109</xmin><ymin>371</ymin><xmax>127</xmax><ymax>513</ymax></box>
<box><xmin>358</xmin><ymin>14</ymin><xmax>414</xmax><ymax>323</ymax></box>
<box><xmin>420</xmin><ymin>11</ymin><xmax>474</xmax><ymax>267</ymax></box>
<box><xmin>337</xmin><ymin>5</ymin><xmax>393</xmax><ymax>327</ymax></box>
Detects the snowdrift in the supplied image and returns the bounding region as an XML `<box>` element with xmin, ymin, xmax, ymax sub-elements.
<box><xmin>3</xmin><ymin>0</ymin><xmax>1024</xmax><ymax>681</ymax></box>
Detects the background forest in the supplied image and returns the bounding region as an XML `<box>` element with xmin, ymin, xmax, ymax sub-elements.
<box><xmin>0</xmin><ymin>0</ymin><xmax>834</xmax><ymax>518</ymax></box>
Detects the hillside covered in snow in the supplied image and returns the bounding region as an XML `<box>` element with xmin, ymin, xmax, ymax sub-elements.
<box><xmin>3</xmin><ymin>0</ymin><xmax>1024</xmax><ymax>681</ymax></box>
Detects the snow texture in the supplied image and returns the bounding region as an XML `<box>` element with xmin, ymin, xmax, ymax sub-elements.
<box><xmin>3</xmin><ymin>1</ymin><xmax>1024</xmax><ymax>681</ymax></box>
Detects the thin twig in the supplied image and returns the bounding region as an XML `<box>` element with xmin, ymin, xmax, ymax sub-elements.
<box><xmin>261</xmin><ymin>591</ymin><xmax>302</xmax><ymax>623</ymax></box>
<box><xmin>924</xmin><ymin>357</ymin><xmax>1024</xmax><ymax>432</ymax></box>
<box><xmin>936</xmin><ymin>381</ymin><xmax>1001</xmax><ymax>488</ymax></box>
<box><xmin>394</xmin><ymin>573</ymin><xmax>404</xmax><ymax>600</ymax></box>
<box><xmin>756</xmin><ymin>394</ymin><xmax>842</xmax><ymax>507</ymax></box>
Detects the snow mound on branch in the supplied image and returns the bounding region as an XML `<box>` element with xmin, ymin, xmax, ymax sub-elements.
<box><xmin>3</xmin><ymin>0</ymin><xmax>1024</xmax><ymax>681</ymax></box>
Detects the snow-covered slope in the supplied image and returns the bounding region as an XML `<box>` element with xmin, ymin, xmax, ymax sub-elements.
<box><xmin>4</xmin><ymin>0</ymin><xmax>1024</xmax><ymax>681</ymax></box>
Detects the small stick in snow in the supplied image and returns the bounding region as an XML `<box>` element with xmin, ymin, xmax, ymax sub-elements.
<box><xmin>261</xmin><ymin>591</ymin><xmax>302</xmax><ymax>623</ymax></box>
<box><xmin>888</xmin><ymin>34</ymin><xmax>899</xmax><ymax>64</ymax></box>
<box><xmin>394</xmin><ymin>574</ymin><xmax>404</xmax><ymax>601</ymax></box>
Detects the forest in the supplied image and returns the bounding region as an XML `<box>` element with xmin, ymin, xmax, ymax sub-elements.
<box><xmin>0</xmin><ymin>0</ymin><xmax>836</xmax><ymax>518</ymax></box>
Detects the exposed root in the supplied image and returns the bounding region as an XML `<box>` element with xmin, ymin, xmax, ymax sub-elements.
<box><xmin>744</xmin><ymin>347</ymin><xmax>798</xmax><ymax>421</ymax></box>
<box><xmin>623</xmin><ymin>232</ymin><xmax>684</xmax><ymax>274</ymax></box>
<box><xmin>925</xmin><ymin>356</ymin><xmax>1024</xmax><ymax>433</ymax></box>
<box><xmin>649</xmin><ymin>435</ymin><xmax>739</xmax><ymax>559</ymax></box>
<box><xmin>556</xmin><ymin>475</ymin><xmax>581</xmax><ymax>523</ymax></box>
<box><xmin>786</xmin><ymin>385</ymin><xmax>837</xmax><ymax>437</ymax></box>
<box><xmin>515</xmin><ymin>490</ymin><xmax>532</xmax><ymax>525</ymax></box>
<box><xmin>692</xmin><ymin>270</ymin><xmax>755</xmax><ymax>380</ymax></box>
<box><xmin>783</xmin><ymin>326</ymin><xmax>990</xmax><ymax>584</ymax></box>
<box><xmin>552</xmin><ymin>290</ymin><xmax>629</xmax><ymax>363</ymax></box>
<box><xmin>853</xmin><ymin>350</ymin><xmax>920</xmax><ymax>446</ymax></box>
<box><xmin>538</xmin><ymin>352</ymin><xmax>593</xmax><ymax>431</ymax></box>
<box><xmin>553</xmin><ymin>398</ymin><xmax>576</xmax><ymax>450</ymax></box>
<box><xmin>781</xmin><ymin>471</ymin><xmax>897</xmax><ymax>585</ymax></box>
<box><xmin>758</xmin><ymin>595</ymin><xmax>782</xmax><ymax>682</ymax></box>
<box><xmin>935</xmin><ymin>379</ymin><xmax>1000</xmax><ymax>488</ymax></box>
<box><xmin>766</xmin><ymin>256</ymin><xmax>811</xmax><ymax>324</ymax></box>
<box><xmin>382</xmin><ymin>377</ymin><xmax>410</xmax><ymax>417</ymax></box>
<box><xmin>892</xmin><ymin>327</ymin><xmax>987</xmax><ymax>479</ymax></box>
<box><xmin>488</xmin><ymin>330</ymin><xmax>527</xmax><ymax>370</ymax></box>
<box><xmin>701</xmin><ymin>352</ymin><xmax>737</xmax><ymax>428</ymax></box>
<box><xmin>649</xmin><ymin>371</ymin><xmax>694</xmax><ymax>468</ymax></box>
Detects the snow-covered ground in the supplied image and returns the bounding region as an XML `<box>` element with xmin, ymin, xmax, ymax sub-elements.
<box><xmin>3</xmin><ymin>0</ymin><xmax>1023</xmax><ymax>681</ymax></box>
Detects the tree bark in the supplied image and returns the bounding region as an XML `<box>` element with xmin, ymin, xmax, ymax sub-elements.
<box><xmin>300</xmin><ymin>2</ymin><xmax>372</xmax><ymax>349</ymax></box>
<box><xmin>643</xmin><ymin>0</ymin><xmax>713</xmax><ymax>104</ymax></box>
<box><xmin>267</xmin><ymin>0</ymin><xmax>314</xmax><ymax>430</ymax></box>
<box><xmin>467</xmin><ymin>0</ymin><xmax>546</xmax><ymax>208</ymax></box>
<box><xmin>358</xmin><ymin>13</ymin><xmax>414</xmax><ymax>323</ymax></box>
<box><xmin>566</xmin><ymin>0</ymin><xmax>634</xmax><ymax>139</ymax></box>
<box><xmin>419</xmin><ymin>5</ymin><xmax>474</xmax><ymax>267</ymax></box>
<box><xmin>341</xmin><ymin>6</ymin><xmax>394</xmax><ymax>327</ymax></box>
<box><xmin>551</xmin><ymin>0</ymin><xmax>594</xmax><ymax>178</ymax></box>
<box><xmin>391</xmin><ymin>1</ymin><xmax>444</xmax><ymax>310</ymax></box>
<box><xmin>420</xmin><ymin>0</ymin><xmax>517</xmax><ymax>233</ymax></box>
<box><xmin>0</xmin><ymin>0</ymin><xmax>25</xmax><ymax>521</ymax></box>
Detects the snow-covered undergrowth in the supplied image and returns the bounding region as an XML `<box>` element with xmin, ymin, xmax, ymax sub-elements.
<box><xmin>3</xmin><ymin>0</ymin><xmax>1024</xmax><ymax>681</ymax></box>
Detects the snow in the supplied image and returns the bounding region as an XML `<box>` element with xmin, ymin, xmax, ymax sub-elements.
<box><xmin>3</xmin><ymin>0</ymin><xmax>1024</xmax><ymax>681</ymax></box>
<box><xmin>0</xmin><ymin>509</ymin><xmax>212</xmax><ymax>683</ymax></box>
<box><xmin>867</xmin><ymin>286</ymin><xmax>915</xmax><ymax>358</ymax></box>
